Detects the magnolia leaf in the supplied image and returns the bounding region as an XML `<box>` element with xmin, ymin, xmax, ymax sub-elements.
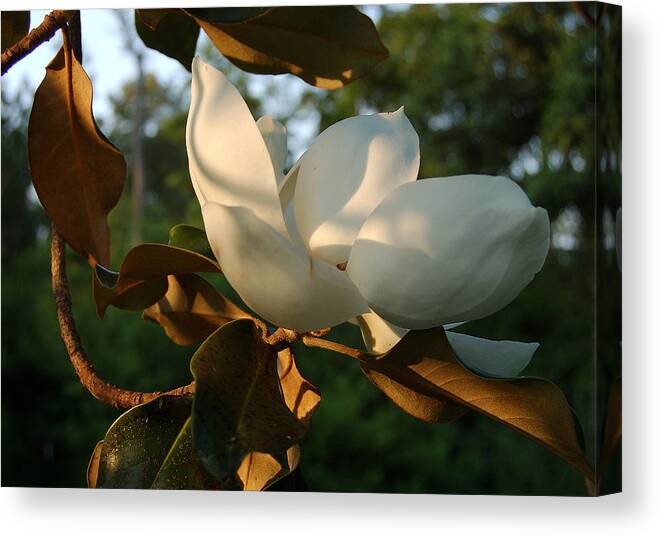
<box><xmin>268</xmin><ymin>467</ymin><xmax>308</xmax><ymax>491</ymax></box>
<box><xmin>92</xmin><ymin>394</ymin><xmax>212</xmax><ymax>489</ymax></box>
<box><xmin>134</xmin><ymin>8</ymin><xmax>173</xmax><ymax>30</ymax></box>
<box><xmin>1</xmin><ymin>11</ymin><xmax>29</xmax><ymax>51</ymax></box>
<box><xmin>233</xmin><ymin>348</ymin><xmax>319</xmax><ymax>490</ymax></box>
<box><xmin>28</xmin><ymin>47</ymin><xmax>126</xmax><ymax>266</ymax></box>
<box><xmin>86</xmin><ymin>440</ymin><xmax>103</xmax><ymax>488</ymax></box>
<box><xmin>151</xmin><ymin>418</ymin><xmax>224</xmax><ymax>490</ymax></box>
<box><xmin>362</xmin><ymin>328</ymin><xmax>593</xmax><ymax>479</ymax></box>
<box><xmin>232</xmin><ymin>349</ymin><xmax>316</xmax><ymax>490</ymax></box>
<box><xmin>90</xmin><ymin>392</ymin><xmax>304</xmax><ymax>490</ymax></box>
<box><xmin>237</xmin><ymin>446</ymin><xmax>300</xmax><ymax>491</ymax></box>
<box><xmin>135</xmin><ymin>9</ymin><xmax>200</xmax><ymax>71</ymax></box>
<box><xmin>93</xmin><ymin>267</ymin><xmax>169</xmax><ymax>317</ymax></box>
<box><xmin>191</xmin><ymin>319</ymin><xmax>307</xmax><ymax>482</ymax></box>
<box><xmin>196</xmin><ymin>6</ymin><xmax>388</xmax><ymax>89</ymax></box>
<box><xmin>143</xmin><ymin>273</ymin><xmax>252</xmax><ymax>345</ymax></box>
<box><xmin>278</xmin><ymin>347</ymin><xmax>321</xmax><ymax>426</ymax></box>
<box><xmin>93</xmin><ymin>243</ymin><xmax>221</xmax><ymax>317</ymax></box>
<box><xmin>184</xmin><ymin>7</ymin><xmax>273</xmax><ymax>23</ymax></box>
<box><xmin>597</xmin><ymin>378</ymin><xmax>622</xmax><ymax>479</ymax></box>
<box><xmin>168</xmin><ymin>224</ymin><xmax>214</xmax><ymax>259</ymax></box>
<box><xmin>364</xmin><ymin>366</ymin><xmax>468</xmax><ymax>424</ymax></box>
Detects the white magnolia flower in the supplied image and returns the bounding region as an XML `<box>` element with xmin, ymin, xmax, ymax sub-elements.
<box><xmin>186</xmin><ymin>58</ymin><xmax>550</xmax><ymax>377</ymax></box>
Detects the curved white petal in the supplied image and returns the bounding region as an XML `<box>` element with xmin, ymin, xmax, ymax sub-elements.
<box><xmin>347</xmin><ymin>175</ymin><xmax>550</xmax><ymax>328</ymax></box>
<box><xmin>446</xmin><ymin>332</ymin><xmax>538</xmax><ymax>378</ymax></box>
<box><xmin>279</xmin><ymin>165</ymin><xmax>305</xmax><ymax>248</ymax></box>
<box><xmin>202</xmin><ymin>202</ymin><xmax>368</xmax><ymax>332</ymax></box>
<box><xmin>186</xmin><ymin>58</ymin><xmax>285</xmax><ymax>234</ymax></box>
<box><xmin>357</xmin><ymin>311</ymin><xmax>408</xmax><ymax>354</ymax></box>
<box><xmin>357</xmin><ymin>310</ymin><xmax>536</xmax><ymax>377</ymax></box>
<box><xmin>293</xmin><ymin>108</ymin><xmax>420</xmax><ymax>266</ymax></box>
<box><xmin>257</xmin><ymin>115</ymin><xmax>287</xmax><ymax>185</ymax></box>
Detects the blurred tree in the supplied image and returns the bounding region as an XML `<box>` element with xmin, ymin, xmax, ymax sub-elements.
<box><xmin>115</xmin><ymin>10</ymin><xmax>148</xmax><ymax>246</ymax></box>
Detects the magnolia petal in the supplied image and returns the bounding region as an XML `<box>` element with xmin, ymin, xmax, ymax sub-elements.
<box><xmin>358</xmin><ymin>310</ymin><xmax>536</xmax><ymax>376</ymax></box>
<box><xmin>357</xmin><ymin>311</ymin><xmax>408</xmax><ymax>354</ymax></box>
<box><xmin>357</xmin><ymin>313</ymin><xmax>469</xmax><ymax>354</ymax></box>
<box><xmin>293</xmin><ymin>108</ymin><xmax>419</xmax><ymax>266</ymax></box>
<box><xmin>279</xmin><ymin>165</ymin><xmax>306</xmax><ymax>248</ymax></box>
<box><xmin>450</xmin><ymin>206</ymin><xmax>550</xmax><ymax>323</ymax></box>
<box><xmin>257</xmin><ymin>115</ymin><xmax>287</xmax><ymax>185</ymax></box>
<box><xmin>279</xmin><ymin>162</ymin><xmax>299</xmax><ymax>212</ymax></box>
<box><xmin>446</xmin><ymin>332</ymin><xmax>538</xmax><ymax>378</ymax></box>
<box><xmin>186</xmin><ymin>57</ymin><xmax>285</xmax><ymax>234</ymax></box>
<box><xmin>202</xmin><ymin>202</ymin><xmax>368</xmax><ymax>332</ymax></box>
<box><xmin>347</xmin><ymin>175</ymin><xmax>550</xmax><ymax>328</ymax></box>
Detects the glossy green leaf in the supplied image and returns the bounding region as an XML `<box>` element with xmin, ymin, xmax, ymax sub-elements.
<box><xmin>94</xmin><ymin>394</ymin><xmax>204</xmax><ymax>489</ymax></box>
<box><xmin>143</xmin><ymin>273</ymin><xmax>252</xmax><ymax>345</ymax></box>
<box><xmin>362</xmin><ymin>328</ymin><xmax>594</xmax><ymax>480</ymax></box>
<box><xmin>191</xmin><ymin>319</ymin><xmax>307</xmax><ymax>482</ymax></box>
<box><xmin>1</xmin><ymin>11</ymin><xmax>29</xmax><ymax>51</ymax></box>
<box><xmin>233</xmin><ymin>348</ymin><xmax>319</xmax><ymax>490</ymax></box>
<box><xmin>168</xmin><ymin>223</ymin><xmax>214</xmax><ymax>259</ymax></box>
<box><xmin>135</xmin><ymin>9</ymin><xmax>200</xmax><ymax>71</ymax></box>
<box><xmin>92</xmin><ymin>243</ymin><xmax>221</xmax><ymax>316</ymax></box>
<box><xmin>196</xmin><ymin>6</ymin><xmax>388</xmax><ymax>89</ymax></box>
<box><xmin>151</xmin><ymin>417</ymin><xmax>224</xmax><ymax>490</ymax></box>
<box><xmin>90</xmin><ymin>378</ymin><xmax>310</xmax><ymax>490</ymax></box>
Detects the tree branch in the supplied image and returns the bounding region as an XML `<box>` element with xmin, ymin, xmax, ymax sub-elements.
<box><xmin>300</xmin><ymin>334</ymin><xmax>373</xmax><ymax>363</ymax></box>
<box><xmin>265</xmin><ymin>327</ymin><xmax>301</xmax><ymax>351</ymax></box>
<box><xmin>51</xmin><ymin>226</ymin><xmax>195</xmax><ymax>409</ymax></box>
<box><xmin>1</xmin><ymin>10</ymin><xmax>74</xmax><ymax>75</ymax></box>
<box><xmin>68</xmin><ymin>11</ymin><xmax>83</xmax><ymax>62</ymax></box>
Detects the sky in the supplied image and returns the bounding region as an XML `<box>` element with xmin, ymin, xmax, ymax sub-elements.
<box><xmin>2</xmin><ymin>9</ymin><xmax>185</xmax><ymax>120</ymax></box>
<box><xmin>0</xmin><ymin>7</ymin><xmax>386</xmax><ymax>159</ymax></box>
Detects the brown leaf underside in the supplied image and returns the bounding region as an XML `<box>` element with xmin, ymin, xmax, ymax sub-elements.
<box><xmin>143</xmin><ymin>273</ymin><xmax>251</xmax><ymax>345</ymax></box>
<box><xmin>93</xmin><ymin>244</ymin><xmax>221</xmax><ymax>316</ymax></box>
<box><xmin>363</xmin><ymin>328</ymin><xmax>593</xmax><ymax>480</ymax></box>
<box><xmin>28</xmin><ymin>46</ymin><xmax>125</xmax><ymax>265</ymax></box>
<box><xmin>198</xmin><ymin>6</ymin><xmax>388</xmax><ymax>89</ymax></box>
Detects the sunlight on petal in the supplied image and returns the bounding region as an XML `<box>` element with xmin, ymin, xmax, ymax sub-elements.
<box><xmin>257</xmin><ymin>115</ymin><xmax>288</xmax><ymax>186</ymax></box>
<box><xmin>202</xmin><ymin>201</ymin><xmax>368</xmax><ymax>332</ymax></box>
<box><xmin>293</xmin><ymin>108</ymin><xmax>419</xmax><ymax>266</ymax></box>
<box><xmin>357</xmin><ymin>311</ymin><xmax>409</xmax><ymax>354</ymax></box>
<box><xmin>186</xmin><ymin>57</ymin><xmax>286</xmax><ymax>234</ymax></box>
<box><xmin>347</xmin><ymin>175</ymin><xmax>550</xmax><ymax>328</ymax></box>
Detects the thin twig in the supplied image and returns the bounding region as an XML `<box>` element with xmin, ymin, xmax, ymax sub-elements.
<box><xmin>51</xmin><ymin>226</ymin><xmax>195</xmax><ymax>409</ymax></box>
<box><xmin>265</xmin><ymin>327</ymin><xmax>301</xmax><ymax>351</ymax></box>
<box><xmin>1</xmin><ymin>10</ymin><xmax>74</xmax><ymax>75</ymax></box>
<box><xmin>300</xmin><ymin>335</ymin><xmax>373</xmax><ymax>363</ymax></box>
<box><xmin>68</xmin><ymin>11</ymin><xmax>83</xmax><ymax>62</ymax></box>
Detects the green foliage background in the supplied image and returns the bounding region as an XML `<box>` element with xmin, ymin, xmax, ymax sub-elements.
<box><xmin>1</xmin><ymin>3</ymin><xmax>621</xmax><ymax>494</ymax></box>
